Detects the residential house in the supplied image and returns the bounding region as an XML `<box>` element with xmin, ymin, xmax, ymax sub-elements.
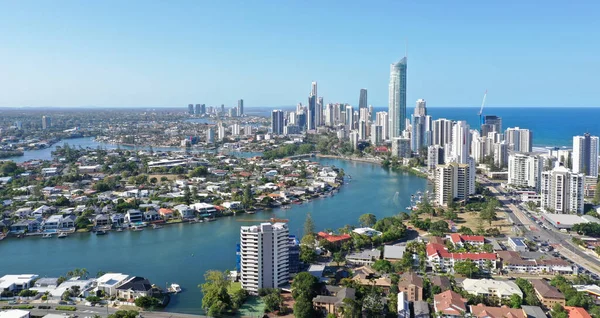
<box><xmin>32</xmin><ymin>205</ymin><xmax>53</xmax><ymax>218</ymax></box>
<box><xmin>312</xmin><ymin>285</ymin><xmax>356</xmax><ymax>317</ymax></box>
<box><xmin>143</xmin><ymin>210</ymin><xmax>160</xmax><ymax>221</ymax></box>
<box><xmin>565</xmin><ymin>306</ymin><xmax>592</xmax><ymax>318</ymax></box>
<box><xmin>34</xmin><ymin>278</ymin><xmax>59</xmax><ymax>288</ymax></box>
<box><xmin>125</xmin><ymin>210</ymin><xmax>143</xmax><ymax>224</ymax></box>
<box><xmin>352</xmin><ymin>266</ymin><xmax>393</xmax><ymax>294</ymax></box>
<box><xmin>110</xmin><ymin>214</ymin><xmax>125</xmax><ymax>226</ymax></box>
<box><xmin>521</xmin><ymin>305</ymin><xmax>548</xmax><ymax>318</ymax></box>
<box><xmin>94</xmin><ymin>214</ymin><xmax>110</xmax><ymax>227</ymax></box>
<box><xmin>190</xmin><ymin>203</ymin><xmax>217</xmax><ymax>216</ymax></box>
<box><xmin>0</xmin><ymin>309</ymin><xmax>30</xmax><ymax>318</ymax></box>
<box><xmin>430</xmin><ymin>275</ymin><xmax>452</xmax><ymax>292</ymax></box>
<box><xmin>574</xmin><ymin>284</ymin><xmax>600</xmax><ymax>301</ymax></box>
<box><xmin>461</xmin><ymin>279</ymin><xmax>523</xmax><ymax>302</ymax></box>
<box><xmin>530</xmin><ymin>279</ymin><xmax>566</xmax><ymax>308</ymax></box>
<box><xmin>115</xmin><ymin>276</ymin><xmax>153</xmax><ymax>300</ymax></box>
<box><xmin>345</xmin><ymin>250</ymin><xmax>381</xmax><ymax>266</ymax></box>
<box><xmin>497</xmin><ymin>251</ymin><xmax>574</xmax><ymax>275</ymax></box>
<box><xmin>413</xmin><ymin>301</ymin><xmax>430</xmax><ymax>318</ymax></box>
<box><xmin>352</xmin><ymin>227</ymin><xmax>382</xmax><ymax>237</ymax></box>
<box><xmin>0</xmin><ymin>275</ymin><xmax>39</xmax><ymax>292</ymax></box>
<box><xmin>59</xmin><ymin>215</ymin><xmax>76</xmax><ymax>229</ymax></box>
<box><xmin>433</xmin><ymin>290</ymin><xmax>468</xmax><ymax>318</ymax></box>
<box><xmin>317</xmin><ymin>232</ymin><xmax>352</xmax><ymax>245</ymax></box>
<box><xmin>14</xmin><ymin>208</ymin><xmax>32</xmax><ymax>218</ymax></box>
<box><xmin>43</xmin><ymin>215</ymin><xmax>63</xmax><ymax>230</ymax></box>
<box><xmin>10</xmin><ymin>220</ymin><xmax>40</xmax><ymax>234</ymax></box>
<box><xmin>158</xmin><ymin>208</ymin><xmax>174</xmax><ymax>219</ymax></box>
<box><xmin>174</xmin><ymin>204</ymin><xmax>196</xmax><ymax>219</ymax></box>
<box><xmin>449</xmin><ymin>234</ymin><xmax>485</xmax><ymax>247</ymax></box>
<box><xmin>469</xmin><ymin>304</ymin><xmax>526</xmax><ymax>318</ymax></box>
<box><xmin>427</xmin><ymin>243</ymin><xmax>496</xmax><ymax>273</ymax></box>
<box><xmin>383</xmin><ymin>245</ymin><xmax>406</xmax><ymax>261</ymax></box>
<box><xmin>96</xmin><ymin>273</ymin><xmax>129</xmax><ymax>296</ymax></box>
<box><xmin>398</xmin><ymin>272</ymin><xmax>424</xmax><ymax>302</ymax></box>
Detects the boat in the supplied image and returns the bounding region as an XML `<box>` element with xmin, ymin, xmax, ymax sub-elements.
<box><xmin>203</xmin><ymin>218</ymin><xmax>215</xmax><ymax>222</ymax></box>
<box><xmin>152</xmin><ymin>224</ymin><xmax>163</xmax><ymax>229</ymax></box>
<box><xmin>96</xmin><ymin>230</ymin><xmax>107</xmax><ymax>235</ymax></box>
<box><xmin>57</xmin><ymin>232</ymin><xmax>68</xmax><ymax>239</ymax></box>
<box><xmin>168</xmin><ymin>283</ymin><xmax>182</xmax><ymax>294</ymax></box>
<box><xmin>116</xmin><ymin>227</ymin><xmax>123</xmax><ymax>232</ymax></box>
<box><xmin>42</xmin><ymin>233</ymin><xmax>54</xmax><ymax>238</ymax></box>
<box><xmin>132</xmin><ymin>226</ymin><xmax>144</xmax><ymax>231</ymax></box>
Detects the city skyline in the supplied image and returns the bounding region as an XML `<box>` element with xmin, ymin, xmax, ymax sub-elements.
<box><xmin>1</xmin><ymin>1</ymin><xmax>599</xmax><ymax>108</ymax></box>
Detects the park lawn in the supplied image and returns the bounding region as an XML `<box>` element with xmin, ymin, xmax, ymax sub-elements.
<box><xmin>149</xmin><ymin>174</ymin><xmax>178</xmax><ymax>181</ymax></box>
<box><xmin>406</xmin><ymin>209</ymin><xmax>513</xmax><ymax>236</ymax></box>
<box><xmin>237</xmin><ymin>296</ymin><xmax>265</xmax><ymax>317</ymax></box>
<box><xmin>228</xmin><ymin>281</ymin><xmax>242</xmax><ymax>294</ymax></box>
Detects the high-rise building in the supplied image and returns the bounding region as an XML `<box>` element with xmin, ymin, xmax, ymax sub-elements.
<box><xmin>229</xmin><ymin>108</ymin><xmax>237</xmax><ymax>117</ymax></box>
<box><xmin>435</xmin><ymin>161</ymin><xmax>475</xmax><ymax>207</ymax></box>
<box><xmin>237</xmin><ymin>99</ymin><xmax>244</xmax><ymax>116</ymax></box>
<box><xmin>392</xmin><ymin>137</ymin><xmax>411</xmax><ymax>158</ymax></box>
<box><xmin>508</xmin><ymin>153</ymin><xmax>542</xmax><ymax>190</ymax></box>
<box><xmin>218</xmin><ymin>124</ymin><xmax>226</xmax><ymax>140</ymax></box>
<box><xmin>359</xmin><ymin>89</ymin><xmax>368</xmax><ymax>109</ymax></box>
<box><xmin>41</xmin><ymin>116</ymin><xmax>51</xmax><ymax>130</ymax></box>
<box><xmin>349</xmin><ymin>131</ymin><xmax>360</xmax><ymax>150</ymax></box>
<box><xmin>376</xmin><ymin>112</ymin><xmax>389</xmax><ymax>141</ymax></box>
<box><xmin>411</xmin><ymin>115</ymin><xmax>427</xmax><ymax>152</ymax></box>
<box><xmin>359</xmin><ymin>107</ymin><xmax>370</xmax><ymax>124</ymax></box>
<box><xmin>307</xmin><ymin>82</ymin><xmax>317</xmax><ymax>130</ymax></box>
<box><xmin>240</xmin><ymin>223</ymin><xmax>290</xmax><ymax>294</ymax></box>
<box><xmin>573</xmin><ymin>133</ymin><xmax>599</xmax><ymax>177</ymax></box>
<box><xmin>494</xmin><ymin>141</ymin><xmax>509</xmax><ymax>167</ymax></box>
<box><xmin>271</xmin><ymin>110</ymin><xmax>284</xmax><ymax>135</ymax></box>
<box><xmin>195</xmin><ymin>104</ymin><xmax>201</xmax><ymax>115</ymax></box>
<box><xmin>428</xmin><ymin>145</ymin><xmax>445</xmax><ymax>171</ymax></box>
<box><xmin>451</xmin><ymin>121</ymin><xmax>470</xmax><ymax>164</ymax></box>
<box><xmin>432</xmin><ymin>118</ymin><xmax>453</xmax><ymax>147</ymax></box>
<box><xmin>358</xmin><ymin>120</ymin><xmax>367</xmax><ymax>140</ymax></box>
<box><xmin>388</xmin><ymin>57</ymin><xmax>407</xmax><ymax>139</ymax></box>
<box><xmin>371</xmin><ymin>125</ymin><xmax>383</xmax><ymax>146</ymax></box>
<box><xmin>206</xmin><ymin>128</ymin><xmax>215</xmax><ymax>143</ymax></box>
<box><xmin>345</xmin><ymin>105</ymin><xmax>354</xmax><ymax>129</ymax></box>
<box><xmin>316</xmin><ymin>97</ymin><xmax>324</xmax><ymax>127</ymax></box>
<box><xmin>481</xmin><ymin>115</ymin><xmax>502</xmax><ymax>136</ymax></box>
<box><xmin>244</xmin><ymin>126</ymin><xmax>253</xmax><ymax>136</ymax></box>
<box><xmin>414</xmin><ymin>99</ymin><xmax>427</xmax><ymax>117</ymax></box>
<box><xmin>471</xmin><ymin>133</ymin><xmax>486</xmax><ymax>164</ymax></box>
<box><xmin>231</xmin><ymin>124</ymin><xmax>241</xmax><ymax>136</ymax></box>
<box><xmin>187</xmin><ymin>104</ymin><xmax>194</xmax><ymax>115</ymax></box>
<box><xmin>201</xmin><ymin>104</ymin><xmax>206</xmax><ymax>115</ymax></box>
<box><xmin>541</xmin><ymin>164</ymin><xmax>584</xmax><ymax>214</ymax></box>
<box><xmin>325</xmin><ymin>104</ymin><xmax>335</xmax><ymax>127</ymax></box>
<box><xmin>505</xmin><ymin>127</ymin><xmax>533</xmax><ymax>153</ymax></box>
<box><xmin>220</xmin><ymin>104</ymin><xmax>225</xmax><ymax>114</ymax></box>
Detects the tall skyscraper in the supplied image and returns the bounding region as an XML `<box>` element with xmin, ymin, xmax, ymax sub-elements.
<box><xmin>451</xmin><ymin>121</ymin><xmax>470</xmax><ymax>164</ymax></box>
<box><xmin>481</xmin><ymin>115</ymin><xmax>502</xmax><ymax>136</ymax></box>
<box><xmin>206</xmin><ymin>128</ymin><xmax>215</xmax><ymax>143</ymax></box>
<box><xmin>187</xmin><ymin>104</ymin><xmax>194</xmax><ymax>115</ymax></box>
<box><xmin>316</xmin><ymin>96</ymin><xmax>324</xmax><ymax>127</ymax></box>
<box><xmin>220</xmin><ymin>104</ymin><xmax>225</xmax><ymax>114</ymax></box>
<box><xmin>505</xmin><ymin>127</ymin><xmax>532</xmax><ymax>153</ymax></box>
<box><xmin>376</xmin><ymin>112</ymin><xmax>389</xmax><ymax>141</ymax></box>
<box><xmin>573</xmin><ymin>133</ymin><xmax>599</xmax><ymax>177</ymax></box>
<box><xmin>411</xmin><ymin>115</ymin><xmax>426</xmax><ymax>152</ymax></box>
<box><xmin>345</xmin><ymin>105</ymin><xmax>354</xmax><ymax>129</ymax></box>
<box><xmin>435</xmin><ymin>161</ymin><xmax>475</xmax><ymax>207</ymax></box>
<box><xmin>240</xmin><ymin>223</ymin><xmax>290</xmax><ymax>294</ymax></box>
<box><xmin>307</xmin><ymin>82</ymin><xmax>317</xmax><ymax>130</ymax></box>
<box><xmin>271</xmin><ymin>110</ymin><xmax>284</xmax><ymax>135</ymax></box>
<box><xmin>325</xmin><ymin>104</ymin><xmax>335</xmax><ymax>126</ymax></box>
<box><xmin>414</xmin><ymin>99</ymin><xmax>427</xmax><ymax>117</ymax></box>
<box><xmin>432</xmin><ymin>118</ymin><xmax>453</xmax><ymax>147</ymax></box>
<box><xmin>541</xmin><ymin>164</ymin><xmax>584</xmax><ymax>214</ymax></box>
<box><xmin>359</xmin><ymin>89</ymin><xmax>368</xmax><ymax>109</ymax></box>
<box><xmin>42</xmin><ymin>116</ymin><xmax>51</xmax><ymax>130</ymax></box>
<box><xmin>508</xmin><ymin>153</ymin><xmax>542</xmax><ymax>190</ymax></box>
<box><xmin>237</xmin><ymin>99</ymin><xmax>244</xmax><ymax>116</ymax></box>
<box><xmin>388</xmin><ymin>57</ymin><xmax>407</xmax><ymax>139</ymax></box>
<box><xmin>195</xmin><ymin>104</ymin><xmax>201</xmax><ymax>115</ymax></box>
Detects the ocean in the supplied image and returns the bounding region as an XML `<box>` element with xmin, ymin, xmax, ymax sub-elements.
<box><xmin>245</xmin><ymin>106</ymin><xmax>600</xmax><ymax>148</ymax></box>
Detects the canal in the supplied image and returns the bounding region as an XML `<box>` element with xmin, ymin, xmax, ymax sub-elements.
<box><xmin>1</xmin><ymin>142</ymin><xmax>427</xmax><ymax>314</ymax></box>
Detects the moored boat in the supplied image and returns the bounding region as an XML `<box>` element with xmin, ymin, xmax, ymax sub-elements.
<box><xmin>58</xmin><ymin>232</ymin><xmax>68</xmax><ymax>239</ymax></box>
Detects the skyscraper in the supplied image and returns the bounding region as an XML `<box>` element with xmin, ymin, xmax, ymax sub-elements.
<box><xmin>541</xmin><ymin>164</ymin><xmax>584</xmax><ymax>214</ymax></box>
<box><xmin>187</xmin><ymin>104</ymin><xmax>194</xmax><ymax>115</ymax></box>
<box><xmin>271</xmin><ymin>110</ymin><xmax>284</xmax><ymax>135</ymax></box>
<box><xmin>359</xmin><ymin>89</ymin><xmax>368</xmax><ymax>109</ymax></box>
<box><xmin>505</xmin><ymin>127</ymin><xmax>533</xmax><ymax>153</ymax></box>
<box><xmin>508</xmin><ymin>153</ymin><xmax>541</xmax><ymax>190</ymax></box>
<box><xmin>316</xmin><ymin>96</ymin><xmax>324</xmax><ymax>127</ymax></box>
<box><xmin>573</xmin><ymin>133</ymin><xmax>599</xmax><ymax>177</ymax></box>
<box><xmin>345</xmin><ymin>105</ymin><xmax>354</xmax><ymax>129</ymax></box>
<box><xmin>481</xmin><ymin>115</ymin><xmax>502</xmax><ymax>136</ymax></box>
<box><xmin>435</xmin><ymin>162</ymin><xmax>475</xmax><ymax>207</ymax></box>
<box><xmin>388</xmin><ymin>57</ymin><xmax>407</xmax><ymax>139</ymax></box>
<box><xmin>195</xmin><ymin>104</ymin><xmax>201</xmax><ymax>115</ymax></box>
<box><xmin>432</xmin><ymin>118</ymin><xmax>454</xmax><ymax>147</ymax></box>
<box><xmin>451</xmin><ymin>121</ymin><xmax>470</xmax><ymax>164</ymax></box>
<box><xmin>307</xmin><ymin>82</ymin><xmax>317</xmax><ymax>130</ymax></box>
<box><xmin>240</xmin><ymin>223</ymin><xmax>290</xmax><ymax>294</ymax></box>
<box><xmin>42</xmin><ymin>116</ymin><xmax>51</xmax><ymax>130</ymax></box>
<box><xmin>237</xmin><ymin>99</ymin><xmax>244</xmax><ymax>116</ymax></box>
<box><xmin>414</xmin><ymin>99</ymin><xmax>427</xmax><ymax>117</ymax></box>
<box><xmin>411</xmin><ymin>115</ymin><xmax>426</xmax><ymax>152</ymax></box>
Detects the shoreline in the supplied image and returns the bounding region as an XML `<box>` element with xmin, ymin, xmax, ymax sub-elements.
<box><xmin>315</xmin><ymin>154</ymin><xmax>383</xmax><ymax>165</ymax></box>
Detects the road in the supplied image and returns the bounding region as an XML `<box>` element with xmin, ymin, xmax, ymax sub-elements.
<box><xmin>481</xmin><ymin>178</ymin><xmax>600</xmax><ymax>276</ymax></box>
<box><xmin>8</xmin><ymin>303</ymin><xmax>207</xmax><ymax>318</ymax></box>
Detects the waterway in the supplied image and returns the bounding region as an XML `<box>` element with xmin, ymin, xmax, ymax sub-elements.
<box><xmin>0</xmin><ymin>157</ymin><xmax>427</xmax><ymax>314</ymax></box>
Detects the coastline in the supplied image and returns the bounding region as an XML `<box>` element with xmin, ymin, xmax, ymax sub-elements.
<box><xmin>315</xmin><ymin>154</ymin><xmax>430</xmax><ymax>179</ymax></box>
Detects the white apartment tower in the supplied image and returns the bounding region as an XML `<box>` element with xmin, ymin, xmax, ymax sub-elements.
<box><xmin>451</xmin><ymin>121</ymin><xmax>470</xmax><ymax>164</ymax></box>
<box><xmin>376</xmin><ymin>112</ymin><xmax>389</xmax><ymax>141</ymax></box>
<box><xmin>541</xmin><ymin>164</ymin><xmax>584</xmax><ymax>214</ymax></box>
<box><xmin>435</xmin><ymin>162</ymin><xmax>474</xmax><ymax>207</ymax></box>
<box><xmin>432</xmin><ymin>118</ymin><xmax>453</xmax><ymax>147</ymax></box>
<box><xmin>240</xmin><ymin>223</ymin><xmax>290</xmax><ymax>294</ymax></box>
<box><xmin>508</xmin><ymin>153</ymin><xmax>541</xmax><ymax>190</ymax></box>
<box><xmin>505</xmin><ymin>127</ymin><xmax>533</xmax><ymax>153</ymax></box>
<box><xmin>573</xmin><ymin>133</ymin><xmax>599</xmax><ymax>177</ymax></box>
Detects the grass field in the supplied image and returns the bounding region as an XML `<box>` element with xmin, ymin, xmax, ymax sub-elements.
<box><xmin>406</xmin><ymin>209</ymin><xmax>514</xmax><ymax>236</ymax></box>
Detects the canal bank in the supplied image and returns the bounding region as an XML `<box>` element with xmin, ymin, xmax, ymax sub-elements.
<box><xmin>0</xmin><ymin>157</ymin><xmax>427</xmax><ymax>314</ymax></box>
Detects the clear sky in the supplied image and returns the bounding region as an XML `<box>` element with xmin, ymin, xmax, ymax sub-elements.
<box><xmin>1</xmin><ymin>1</ymin><xmax>598</xmax><ymax>108</ymax></box>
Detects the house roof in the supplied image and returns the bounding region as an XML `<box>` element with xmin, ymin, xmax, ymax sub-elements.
<box><xmin>450</xmin><ymin>233</ymin><xmax>485</xmax><ymax>244</ymax></box>
<box><xmin>469</xmin><ymin>304</ymin><xmax>526</xmax><ymax>318</ymax></box>
<box><xmin>398</xmin><ymin>272</ymin><xmax>424</xmax><ymax>288</ymax></box>
<box><xmin>427</xmin><ymin>243</ymin><xmax>496</xmax><ymax>261</ymax></box>
<box><xmin>530</xmin><ymin>279</ymin><xmax>565</xmax><ymax>299</ymax></box>
<box><xmin>521</xmin><ymin>305</ymin><xmax>547</xmax><ymax>318</ymax></box>
<box><xmin>317</xmin><ymin>232</ymin><xmax>351</xmax><ymax>243</ymax></box>
<box><xmin>434</xmin><ymin>290</ymin><xmax>467</xmax><ymax>316</ymax></box>
<box><xmin>383</xmin><ymin>245</ymin><xmax>406</xmax><ymax>259</ymax></box>
<box><xmin>430</xmin><ymin>275</ymin><xmax>452</xmax><ymax>290</ymax></box>
<box><xmin>413</xmin><ymin>301</ymin><xmax>430</xmax><ymax>316</ymax></box>
<box><xmin>116</xmin><ymin>276</ymin><xmax>152</xmax><ymax>292</ymax></box>
<box><xmin>565</xmin><ymin>307</ymin><xmax>592</xmax><ymax>318</ymax></box>
<box><xmin>462</xmin><ymin>279</ymin><xmax>523</xmax><ymax>298</ymax></box>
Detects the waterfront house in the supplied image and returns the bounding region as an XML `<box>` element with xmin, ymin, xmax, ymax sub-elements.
<box><xmin>50</xmin><ymin>278</ymin><xmax>96</xmax><ymax>298</ymax></box>
<box><xmin>312</xmin><ymin>285</ymin><xmax>356</xmax><ymax>318</ymax></box>
<box><xmin>110</xmin><ymin>213</ymin><xmax>125</xmax><ymax>226</ymax></box>
<box><xmin>469</xmin><ymin>304</ymin><xmax>526</xmax><ymax>318</ymax></box>
<box><xmin>190</xmin><ymin>202</ymin><xmax>217</xmax><ymax>216</ymax></box>
<box><xmin>34</xmin><ymin>278</ymin><xmax>59</xmax><ymax>288</ymax></box>
<box><xmin>433</xmin><ymin>290</ymin><xmax>467</xmax><ymax>318</ymax></box>
<box><xmin>43</xmin><ymin>215</ymin><xmax>63</xmax><ymax>230</ymax></box>
<box><xmin>345</xmin><ymin>249</ymin><xmax>381</xmax><ymax>266</ymax></box>
<box><xmin>59</xmin><ymin>215</ymin><xmax>76</xmax><ymax>229</ymax></box>
<box><xmin>0</xmin><ymin>274</ymin><xmax>39</xmax><ymax>293</ymax></box>
<box><xmin>397</xmin><ymin>272</ymin><xmax>424</xmax><ymax>302</ymax></box>
<box><xmin>353</xmin><ymin>227</ymin><xmax>382</xmax><ymax>237</ymax></box>
<box><xmin>461</xmin><ymin>279</ymin><xmax>523</xmax><ymax>302</ymax></box>
<box><xmin>530</xmin><ymin>279</ymin><xmax>565</xmax><ymax>308</ymax></box>
<box><xmin>143</xmin><ymin>210</ymin><xmax>160</xmax><ymax>221</ymax></box>
<box><xmin>125</xmin><ymin>210</ymin><xmax>143</xmax><ymax>224</ymax></box>
<box><xmin>383</xmin><ymin>245</ymin><xmax>406</xmax><ymax>261</ymax></box>
<box><xmin>158</xmin><ymin>208</ymin><xmax>174</xmax><ymax>219</ymax></box>
<box><xmin>174</xmin><ymin>204</ymin><xmax>196</xmax><ymax>219</ymax></box>
<box><xmin>32</xmin><ymin>205</ymin><xmax>53</xmax><ymax>217</ymax></box>
<box><xmin>94</xmin><ymin>214</ymin><xmax>110</xmax><ymax>227</ymax></box>
<box><xmin>115</xmin><ymin>276</ymin><xmax>153</xmax><ymax>300</ymax></box>
<box><xmin>317</xmin><ymin>232</ymin><xmax>352</xmax><ymax>245</ymax></box>
<box><xmin>96</xmin><ymin>273</ymin><xmax>129</xmax><ymax>296</ymax></box>
<box><xmin>10</xmin><ymin>219</ymin><xmax>40</xmax><ymax>234</ymax></box>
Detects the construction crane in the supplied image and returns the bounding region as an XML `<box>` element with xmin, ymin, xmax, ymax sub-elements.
<box><xmin>236</xmin><ymin>218</ymin><xmax>289</xmax><ymax>223</ymax></box>
<box><xmin>478</xmin><ymin>89</ymin><xmax>488</xmax><ymax>127</ymax></box>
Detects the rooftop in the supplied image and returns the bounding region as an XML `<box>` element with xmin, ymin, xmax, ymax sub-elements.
<box><xmin>530</xmin><ymin>279</ymin><xmax>565</xmax><ymax>299</ymax></box>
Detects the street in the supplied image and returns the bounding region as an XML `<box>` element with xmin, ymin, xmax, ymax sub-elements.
<box><xmin>3</xmin><ymin>302</ymin><xmax>207</xmax><ymax>318</ymax></box>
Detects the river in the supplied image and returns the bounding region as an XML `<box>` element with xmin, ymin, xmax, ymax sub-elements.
<box><xmin>0</xmin><ymin>152</ymin><xmax>427</xmax><ymax>314</ymax></box>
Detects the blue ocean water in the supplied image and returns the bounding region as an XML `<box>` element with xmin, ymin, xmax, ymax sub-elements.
<box><xmin>245</xmin><ymin>106</ymin><xmax>599</xmax><ymax>148</ymax></box>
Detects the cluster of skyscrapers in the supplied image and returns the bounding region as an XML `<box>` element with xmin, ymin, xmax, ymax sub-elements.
<box><xmin>187</xmin><ymin>99</ymin><xmax>244</xmax><ymax>117</ymax></box>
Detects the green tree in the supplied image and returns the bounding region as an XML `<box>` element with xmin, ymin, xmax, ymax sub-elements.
<box><xmin>133</xmin><ymin>296</ymin><xmax>159</xmax><ymax>309</ymax></box>
<box><xmin>453</xmin><ymin>260</ymin><xmax>479</xmax><ymax>277</ymax></box>
<box><xmin>200</xmin><ymin>270</ymin><xmax>232</xmax><ymax>317</ymax></box>
<box><xmin>372</xmin><ymin>259</ymin><xmax>393</xmax><ymax>273</ymax></box>
<box><xmin>550</xmin><ymin>303</ymin><xmax>568</xmax><ymax>318</ymax></box>
<box><xmin>358</xmin><ymin>213</ymin><xmax>377</xmax><ymax>227</ymax></box>
<box><xmin>333</xmin><ymin>251</ymin><xmax>345</xmax><ymax>266</ymax></box>
<box><xmin>230</xmin><ymin>288</ymin><xmax>248</xmax><ymax>310</ymax></box>
<box><xmin>262</xmin><ymin>291</ymin><xmax>283</xmax><ymax>312</ymax></box>
<box><xmin>509</xmin><ymin>294</ymin><xmax>522</xmax><ymax>308</ymax></box>
<box><xmin>304</xmin><ymin>213</ymin><xmax>315</xmax><ymax>237</ymax></box>
<box><xmin>292</xmin><ymin>272</ymin><xmax>319</xmax><ymax>318</ymax></box>
<box><xmin>75</xmin><ymin>216</ymin><xmax>91</xmax><ymax>229</ymax></box>
<box><xmin>107</xmin><ymin>310</ymin><xmax>139</xmax><ymax>318</ymax></box>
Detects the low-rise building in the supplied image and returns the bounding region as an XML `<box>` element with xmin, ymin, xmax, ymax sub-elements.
<box><xmin>469</xmin><ymin>304</ymin><xmax>526</xmax><ymax>318</ymax></box>
<box><xmin>413</xmin><ymin>301</ymin><xmax>430</xmax><ymax>318</ymax></box>
<box><xmin>449</xmin><ymin>234</ymin><xmax>485</xmax><ymax>247</ymax></box>
<box><xmin>565</xmin><ymin>306</ymin><xmax>592</xmax><ymax>318</ymax></box>
<box><xmin>433</xmin><ymin>290</ymin><xmax>467</xmax><ymax>318</ymax></box>
<box><xmin>0</xmin><ymin>309</ymin><xmax>30</xmax><ymax>318</ymax></box>
<box><xmin>115</xmin><ymin>276</ymin><xmax>153</xmax><ymax>300</ymax></box>
<box><xmin>507</xmin><ymin>237</ymin><xmax>528</xmax><ymax>252</ymax></box>
<box><xmin>530</xmin><ymin>279</ymin><xmax>565</xmax><ymax>308</ymax></box>
<box><xmin>345</xmin><ymin>250</ymin><xmax>380</xmax><ymax>266</ymax></box>
<box><xmin>426</xmin><ymin>243</ymin><xmax>496</xmax><ymax>273</ymax></box>
<box><xmin>312</xmin><ymin>286</ymin><xmax>355</xmax><ymax>317</ymax></box>
<box><xmin>0</xmin><ymin>275</ymin><xmax>38</xmax><ymax>293</ymax></box>
<box><xmin>383</xmin><ymin>245</ymin><xmax>406</xmax><ymax>261</ymax></box>
<box><xmin>125</xmin><ymin>209</ymin><xmax>143</xmax><ymax>224</ymax></box>
<box><xmin>461</xmin><ymin>279</ymin><xmax>523</xmax><ymax>301</ymax></box>
<box><xmin>397</xmin><ymin>272</ymin><xmax>423</xmax><ymax>302</ymax></box>
<box><xmin>574</xmin><ymin>284</ymin><xmax>600</xmax><ymax>300</ymax></box>
<box><xmin>96</xmin><ymin>273</ymin><xmax>129</xmax><ymax>296</ymax></box>
<box><xmin>352</xmin><ymin>266</ymin><xmax>393</xmax><ymax>294</ymax></box>
<box><xmin>497</xmin><ymin>251</ymin><xmax>574</xmax><ymax>274</ymax></box>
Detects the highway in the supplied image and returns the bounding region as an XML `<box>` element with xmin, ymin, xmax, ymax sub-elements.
<box><xmin>481</xmin><ymin>178</ymin><xmax>600</xmax><ymax>277</ymax></box>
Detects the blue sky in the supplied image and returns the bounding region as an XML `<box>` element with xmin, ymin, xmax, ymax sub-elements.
<box><xmin>0</xmin><ymin>1</ymin><xmax>598</xmax><ymax>108</ymax></box>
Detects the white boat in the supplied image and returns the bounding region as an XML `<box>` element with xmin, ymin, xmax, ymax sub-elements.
<box><xmin>168</xmin><ymin>283</ymin><xmax>182</xmax><ymax>294</ymax></box>
<box><xmin>116</xmin><ymin>228</ymin><xmax>123</xmax><ymax>232</ymax></box>
<box><xmin>42</xmin><ymin>233</ymin><xmax>54</xmax><ymax>238</ymax></box>
<box><xmin>132</xmin><ymin>226</ymin><xmax>144</xmax><ymax>231</ymax></box>
<box><xmin>57</xmin><ymin>232</ymin><xmax>68</xmax><ymax>239</ymax></box>
<box><xmin>152</xmin><ymin>224</ymin><xmax>163</xmax><ymax>229</ymax></box>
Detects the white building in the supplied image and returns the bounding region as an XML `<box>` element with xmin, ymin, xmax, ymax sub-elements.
<box><xmin>392</xmin><ymin>137</ymin><xmax>411</xmax><ymax>158</ymax></box>
<box><xmin>0</xmin><ymin>275</ymin><xmax>38</xmax><ymax>293</ymax></box>
<box><xmin>435</xmin><ymin>161</ymin><xmax>474</xmax><ymax>207</ymax></box>
<box><xmin>375</xmin><ymin>112</ymin><xmax>389</xmax><ymax>140</ymax></box>
<box><xmin>427</xmin><ymin>145</ymin><xmax>444</xmax><ymax>171</ymax></box>
<box><xmin>240</xmin><ymin>223</ymin><xmax>289</xmax><ymax>294</ymax></box>
<box><xmin>451</xmin><ymin>121</ymin><xmax>470</xmax><ymax>164</ymax></box>
<box><xmin>461</xmin><ymin>279</ymin><xmax>523</xmax><ymax>300</ymax></box>
<box><xmin>371</xmin><ymin>125</ymin><xmax>383</xmax><ymax>146</ymax></box>
<box><xmin>508</xmin><ymin>153</ymin><xmax>541</xmax><ymax>190</ymax></box>
<box><xmin>349</xmin><ymin>131</ymin><xmax>359</xmax><ymax>150</ymax></box>
<box><xmin>0</xmin><ymin>310</ymin><xmax>30</xmax><ymax>318</ymax></box>
<box><xmin>505</xmin><ymin>127</ymin><xmax>532</xmax><ymax>153</ymax></box>
<box><xmin>231</xmin><ymin>124</ymin><xmax>240</xmax><ymax>136</ymax></box>
<box><xmin>96</xmin><ymin>273</ymin><xmax>130</xmax><ymax>296</ymax></box>
<box><xmin>573</xmin><ymin>133</ymin><xmax>599</xmax><ymax>177</ymax></box>
<box><xmin>218</xmin><ymin>124</ymin><xmax>226</xmax><ymax>140</ymax></box>
<box><xmin>432</xmin><ymin>118</ymin><xmax>453</xmax><ymax>147</ymax></box>
<box><xmin>541</xmin><ymin>164</ymin><xmax>584</xmax><ymax>214</ymax></box>
<box><xmin>206</xmin><ymin>128</ymin><xmax>215</xmax><ymax>143</ymax></box>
